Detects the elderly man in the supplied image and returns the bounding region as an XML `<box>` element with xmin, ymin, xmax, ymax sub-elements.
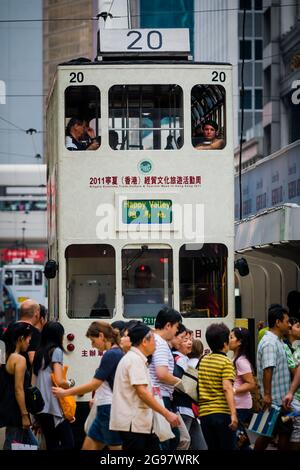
<box><xmin>110</xmin><ymin>322</ymin><xmax>179</xmax><ymax>450</ymax></box>
<box><xmin>3</xmin><ymin>299</ymin><xmax>43</xmax><ymax>364</ymax></box>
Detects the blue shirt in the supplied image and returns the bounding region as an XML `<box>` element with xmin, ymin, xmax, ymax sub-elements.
<box><xmin>94</xmin><ymin>347</ymin><xmax>124</xmax><ymax>390</ymax></box>
<box><xmin>257</xmin><ymin>331</ymin><xmax>290</xmax><ymax>407</ymax></box>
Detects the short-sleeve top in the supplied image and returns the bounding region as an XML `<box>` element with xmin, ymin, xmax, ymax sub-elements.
<box><xmin>233</xmin><ymin>355</ymin><xmax>253</xmax><ymax>409</ymax></box>
<box><xmin>93</xmin><ymin>347</ymin><xmax>124</xmax><ymax>407</ymax></box>
<box><xmin>199</xmin><ymin>352</ymin><xmax>235</xmax><ymax>417</ymax></box>
<box><xmin>257</xmin><ymin>331</ymin><xmax>291</xmax><ymax>407</ymax></box>
<box><xmin>148</xmin><ymin>333</ymin><xmax>175</xmax><ymax>398</ymax></box>
<box><xmin>36</xmin><ymin>347</ymin><xmax>64</xmax><ymax>417</ymax></box>
<box><xmin>110</xmin><ymin>347</ymin><xmax>153</xmax><ymax>433</ymax></box>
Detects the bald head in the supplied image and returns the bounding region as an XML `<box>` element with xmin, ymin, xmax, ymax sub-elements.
<box><xmin>19</xmin><ymin>299</ymin><xmax>40</xmax><ymax>326</ymax></box>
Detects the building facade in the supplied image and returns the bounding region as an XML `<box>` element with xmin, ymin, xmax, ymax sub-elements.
<box><xmin>0</xmin><ymin>0</ymin><xmax>43</xmax><ymax>164</ymax></box>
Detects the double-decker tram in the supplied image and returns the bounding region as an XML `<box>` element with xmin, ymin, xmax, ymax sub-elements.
<box><xmin>45</xmin><ymin>28</ymin><xmax>236</xmax><ymax>414</ymax></box>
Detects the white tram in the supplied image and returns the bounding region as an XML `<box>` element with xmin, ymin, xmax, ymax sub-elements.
<box><xmin>45</xmin><ymin>28</ymin><xmax>240</xmax><ymax>405</ymax></box>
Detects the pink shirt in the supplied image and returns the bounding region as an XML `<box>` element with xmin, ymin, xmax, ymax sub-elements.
<box><xmin>234</xmin><ymin>355</ymin><xmax>253</xmax><ymax>409</ymax></box>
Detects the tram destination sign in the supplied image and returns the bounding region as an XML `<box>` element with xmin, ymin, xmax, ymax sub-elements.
<box><xmin>122</xmin><ymin>199</ymin><xmax>172</xmax><ymax>225</ymax></box>
<box><xmin>99</xmin><ymin>29</ymin><xmax>190</xmax><ymax>54</ymax></box>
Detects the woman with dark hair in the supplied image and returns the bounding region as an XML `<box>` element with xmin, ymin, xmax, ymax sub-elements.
<box><xmin>52</xmin><ymin>321</ymin><xmax>124</xmax><ymax>450</ymax></box>
<box><xmin>229</xmin><ymin>327</ymin><xmax>255</xmax><ymax>448</ymax></box>
<box><xmin>1</xmin><ymin>323</ymin><xmax>38</xmax><ymax>449</ymax></box>
<box><xmin>33</xmin><ymin>321</ymin><xmax>75</xmax><ymax>450</ymax></box>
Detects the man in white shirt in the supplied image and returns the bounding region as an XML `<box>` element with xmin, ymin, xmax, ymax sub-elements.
<box><xmin>110</xmin><ymin>322</ymin><xmax>179</xmax><ymax>450</ymax></box>
<box><xmin>148</xmin><ymin>307</ymin><xmax>182</xmax><ymax>450</ymax></box>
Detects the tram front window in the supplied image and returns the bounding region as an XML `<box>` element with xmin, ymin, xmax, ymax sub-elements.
<box><xmin>15</xmin><ymin>270</ymin><xmax>32</xmax><ymax>286</ymax></box>
<box><xmin>109</xmin><ymin>85</ymin><xmax>183</xmax><ymax>150</ymax></box>
<box><xmin>191</xmin><ymin>85</ymin><xmax>226</xmax><ymax>150</ymax></box>
<box><xmin>65</xmin><ymin>244</ymin><xmax>115</xmax><ymax>319</ymax></box>
<box><xmin>4</xmin><ymin>270</ymin><xmax>13</xmax><ymax>286</ymax></box>
<box><xmin>179</xmin><ymin>243</ymin><xmax>228</xmax><ymax>317</ymax></box>
<box><xmin>122</xmin><ymin>247</ymin><xmax>173</xmax><ymax>318</ymax></box>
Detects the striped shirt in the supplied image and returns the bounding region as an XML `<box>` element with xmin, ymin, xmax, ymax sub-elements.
<box><xmin>149</xmin><ymin>333</ymin><xmax>175</xmax><ymax>398</ymax></box>
<box><xmin>257</xmin><ymin>331</ymin><xmax>291</xmax><ymax>407</ymax></box>
<box><xmin>198</xmin><ymin>353</ymin><xmax>235</xmax><ymax>416</ymax></box>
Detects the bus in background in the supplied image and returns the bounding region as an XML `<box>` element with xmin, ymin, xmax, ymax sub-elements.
<box><xmin>45</xmin><ymin>28</ymin><xmax>246</xmax><ymax>417</ymax></box>
<box><xmin>0</xmin><ymin>263</ymin><xmax>47</xmax><ymax>324</ymax></box>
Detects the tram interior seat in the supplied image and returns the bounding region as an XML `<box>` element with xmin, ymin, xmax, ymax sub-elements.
<box><xmin>90</xmin><ymin>308</ymin><xmax>111</xmax><ymax>318</ymax></box>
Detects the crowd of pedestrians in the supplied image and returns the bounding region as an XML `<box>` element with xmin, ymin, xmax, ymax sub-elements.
<box><xmin>1</xmin><ymin>299</ymin><xmax>300</xmax><ymax>451</ymax></box>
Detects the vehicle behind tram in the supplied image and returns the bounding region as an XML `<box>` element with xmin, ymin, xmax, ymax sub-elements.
<box><xmin>0</xmin><ymin>263</ymin><xmax>47</xmax><ymax>324</ymax></box>
<box><xmin>45</xmin><ymin>28</ymin><xmax>239</xmax><ymax>412</ymax></box>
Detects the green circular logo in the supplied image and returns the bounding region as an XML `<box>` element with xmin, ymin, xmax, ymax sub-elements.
<box><xmin>138</xmin><ymin>160</ymin><xmax>153</xmax><ymax>174</ymax></box>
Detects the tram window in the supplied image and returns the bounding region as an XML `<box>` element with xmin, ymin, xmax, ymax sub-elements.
<box><xmin>64</xmin><ymin>86</ymin><xmax>101</xmax><ymax>151</ymax></box>
<box><xmin>65</xmin><ymin>244</ymin><xmax>115</xmax><ymax>319</ymax></box>
<box><xmin>15</xmin><ymin>270</ymin><xmax>32</xmax><ymax>286</ymax></box>
<box><xmin>179</xmin><ymin>243</ymin><xmax>228</xmax><ymax>317</ymax></box>
<box><xmin>122</xmin><ymin>247</ymin><xmax>173</xmax><ymax>318</ymax></box>
<box><xmin>4</xmin><ymin>270</ymin><xmax>13</xmax><ymax>286</ymax></box>
<box><xmin>109</xmin><ymin>85</ymin><xmax>183</xmax><ymax>151</ymax></box>
<box><xmin>34</xmin><ymin>270</ymin><xmax>43</xmax><ymax>286</ymax></box>
<box><xmin>191</xmin><ymin>85</ymin><xmax>226</xmax><ymax>150</ymax></box>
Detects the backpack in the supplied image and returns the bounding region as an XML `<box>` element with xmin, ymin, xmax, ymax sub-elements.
<box><xmin>51</xmin><ymin>365</ymin><xmax>76</xmax><ymax>421</ymax></box>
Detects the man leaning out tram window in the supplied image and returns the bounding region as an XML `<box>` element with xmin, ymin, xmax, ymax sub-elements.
<box><xmin>194</xmin><ymin>120</ymin><xmax>225</xmax><ymax>150</ymax></box>
<box><xmin>65</xmin><ymin>118</ymin><xmax>100</xmax><ymax>151</ymax></box>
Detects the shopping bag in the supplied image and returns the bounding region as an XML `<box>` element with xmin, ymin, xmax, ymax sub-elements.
<box><xmin>152</xmin><ymin>394</ymin><xmax>175</xmax><ymax>442</ymax></box>
<box><xmin>247</xmin><ymin>405</ymin><xmax>280</xmax><ymax>437</ymax></box>
<box><xmin>84</xmin><ymin>401</ymin><xmax>97</xmax><ymax>434</ymax></box>
<box><xmin>10</xmin><ymin>429</ymin><xmax>38</xmax><ymax>450</ymax></box>
<box><xmin>11</xmin><ymin>442</ymin><xmax>38</xmax><ymax>450</ymax></box>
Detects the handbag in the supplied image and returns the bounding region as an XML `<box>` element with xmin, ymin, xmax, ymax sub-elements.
<box><xmin>152</xmin><ymin>394</ymin><xmax>175</xmax><ymax>442</ymax></box>
<box><xmin>84</xmin><ymin>401</ymin><xmax>97</xmax><ymax>434</ymax></box>
<box><xmin>175</xmin><ymin>365</ymin><xmax>198</xmax><ymax>402</ymax></box>
<box><xmin>25</xmin><ymin>386</ymin><xmax>45</xmax><ymax>415</ymax></box>
<box><xmin>51</xmin><ymin>365</ymin><xmax>76</xmax><ymax>422</ymax></box>
<box><xmin>251</xmin><ymin>376</ymin><xmax>264</xmax><ymax>413</ymax></box>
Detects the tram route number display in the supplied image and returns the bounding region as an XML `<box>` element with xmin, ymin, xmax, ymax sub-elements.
<box><xmin>99</xmin><ymin>28</ymin><xmax>190</xmax><ymax>54</ymax></box>
<box><xmin>122</xmin><ymin>199</ymin><xmax>172</xmax><ymax>224</ymax></box>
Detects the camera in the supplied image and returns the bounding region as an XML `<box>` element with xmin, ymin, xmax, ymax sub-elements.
<box><xmin>91</xmin><ymin>136</ymin><xmax>101</xmax><ymax>145</ymax></box>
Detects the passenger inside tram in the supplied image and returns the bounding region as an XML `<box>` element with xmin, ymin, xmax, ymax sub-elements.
<box><xmin>195</xmin><ymin>120</ymin><xmax>225</xmax><ymax>150</ymax></box>
<box><xmin>123</xmin><ymin>265</ymin><xmax>165</xmax><ymax>317</ymax></box>
<box><xmin>109</xmin><ymin>130</ymin><xmax>119</xmax><ymax>150</ymax></box>
<box><xmin>65</xmin><ymin>118</ymin><xmax>100</xmax><ymax>151</ymax></box>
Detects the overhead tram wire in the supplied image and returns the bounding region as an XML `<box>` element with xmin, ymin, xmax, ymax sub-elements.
<box><xmin>0</xmin><ymin>2</ymin><xmax>299</xmax><ymax>23</ymax></box>
<box><xmin>0</xmin><ymin>115</ymin><xmax>43</xmax><ymax>134</ymax></box>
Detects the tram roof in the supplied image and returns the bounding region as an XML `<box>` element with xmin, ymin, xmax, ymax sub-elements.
<box><xmin>58</xmin><ymin>58</ymin><xmax>232</xmax><ymax>67</ymax></box>
<box><xmin>235</xmin><ymin>204</ymin><xmax>300</xmax><ymax>253</ymax></box>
